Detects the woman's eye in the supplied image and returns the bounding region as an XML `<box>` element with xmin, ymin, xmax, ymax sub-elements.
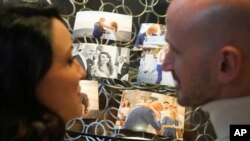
<box><xmin>68</xmin><ymin>56</ymin><xmax>75</xmax><ymax>64</ymax></box>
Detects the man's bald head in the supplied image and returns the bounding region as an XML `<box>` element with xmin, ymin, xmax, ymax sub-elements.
<box><xmin>166</xmin><ymin>0</ymin><xmax>250</xmax><ymax>54</ymax></box>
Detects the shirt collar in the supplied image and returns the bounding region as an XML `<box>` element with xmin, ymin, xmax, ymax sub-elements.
<box><xmin>202</xmin><ymin>96</ymin><xmax>250</xmax><ymax>141</ymax></box>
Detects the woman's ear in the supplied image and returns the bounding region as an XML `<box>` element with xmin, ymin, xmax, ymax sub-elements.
<box><xmin>217</xmin><ymin>46</ymin><xmax>242</xmax><ymax>83</ymax></box>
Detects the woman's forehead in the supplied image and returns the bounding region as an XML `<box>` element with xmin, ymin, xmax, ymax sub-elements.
<box><xmin>51</xmin><ymin>19</ymin><xmax>72</xmax><ymax>59</ymax></box>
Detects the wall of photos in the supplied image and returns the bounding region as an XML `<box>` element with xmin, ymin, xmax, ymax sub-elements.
<box><xmin>2</xmin><ymin>0</ymin><xmax>216</xmax><ymax>140</ymax></box>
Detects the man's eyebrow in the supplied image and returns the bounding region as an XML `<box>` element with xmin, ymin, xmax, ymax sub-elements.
<box><xmin>165</xmin><ymin>37</ymin><xmax>179</xmax><ymax>54</ymax></box>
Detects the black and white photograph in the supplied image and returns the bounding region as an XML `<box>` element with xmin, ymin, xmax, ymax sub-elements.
<box><xmin>73</xmin><ymin>11</ymin><xmax>132</xmax><ymax>42</ymax></box>
<box><xmin>136</xmin><ymin>47</ymin><xmax>175</xmax><ymax>86</ymax></box>
<box><xmin>116</xmin><ymin>47</ymin><xmax>130</xmax><ymax>81</ymax></box>
<box><xmin>79</xmin><ymin>80</ymin><xmax>99</xmax><ymax>119</ymax></box>
<box><xmin>116</xmin><ymin>90</ymin><xmax>185</xmax><ymax>140</ymax></box>
<box><xmin>134</xmin><ymin>23</ymin><xmax>167</xmax><ymax>49</ymax></box>
<box><xmin>73</xmin><ymin>43</ymin><xmax>130</xmax><ymax>80</ymax></box>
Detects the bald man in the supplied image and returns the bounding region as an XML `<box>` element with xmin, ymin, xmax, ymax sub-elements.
<box><xmin>163</xmin><ymin>0</ymin><xmax>250</xmax><ymax>141</ymax></box>
<box><xmin>122</xmin><ymin>101</ymin><xmax>163</xmax><ymax>133</ymax></box>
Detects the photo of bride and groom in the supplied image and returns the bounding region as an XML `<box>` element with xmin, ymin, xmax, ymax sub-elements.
<box><xmin>73</xmin><ymin>11</ymin><xmax>132</xmax><ymax>42</ymax></box>
<box><xmin>92</xmin><ymin>17</ymin><xmax>118</xmax><ymax>40</ymax></box>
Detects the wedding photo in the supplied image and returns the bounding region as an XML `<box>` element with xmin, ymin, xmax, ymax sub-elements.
<box><xmin>136</xmin><ymin>47</ymin><xmax>175</xmax><ymax>86</ymax></box>
<box><xmin>79</xmin><ymin>80</ymin><xmax>99</xmax><ymax>119</ymax></box>
<box><xmin>73</xmin><ymin>11</ymin><xmax>132</xmax><ymax>42</ymax></box>
<box><xmin>73</xmin><ymin>43</ymin><xmax>130</xmax><ymax>80</ymax></box>
<box><xmin>116</xmin><ymin>90</ymin><xmax>185</xmax><ymax>140</ymax></box>
<box><xmin>134</xmin><ymin>23</ymin><xmax>168</xmax><ymax>49</ymax></box>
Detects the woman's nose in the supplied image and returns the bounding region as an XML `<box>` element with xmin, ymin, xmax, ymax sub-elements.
<box><xmin>75</xmin><ymin>59</ymin><xmax>87</xmax><ymax>79</ymax></box>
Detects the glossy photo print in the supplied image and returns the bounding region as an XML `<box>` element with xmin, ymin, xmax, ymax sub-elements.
<box><xmin>73</xmin><ymin>43</ymin><xmax>130</xmax><ymax>80</ymax></box>
<box><xmin>116</xmin><ymin>90</ymin><xmax>185</xmax><ymax>140</ymax></box>
<box><xmin>136</xmin><ymin>47</ymin><xmax>175</xmax><ymax>86</ymax></box>
<box><xmin>134</xmin><ymin>23</ymin><xmax>168</xmax><ymax>49</ymax></box>
<box><xmin>73</xmin><ymin>11</ymin><xmax>132</xmax><ymax>42</ymax></box>
<box><xmin>79</xmin><ymin>80</ymin><xmax>99</xmax><ymax>119</ymax></box>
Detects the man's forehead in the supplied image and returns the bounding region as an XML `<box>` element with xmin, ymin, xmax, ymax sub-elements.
<box><xmin>166</xmin><ymin>0</ymin><xmax>212</xmax><ymax>21</ymax></box>
<box><xmin>166</xmin><ymin>0</ymin><xmax>212</xmax><ymax>40</ymax></box>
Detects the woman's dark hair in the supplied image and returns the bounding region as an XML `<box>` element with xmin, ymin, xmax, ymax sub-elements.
<box><xmin>97</xmin><ymin>52</ymin><xmax>114</xmax><ymax>75</ymax></box>
<box><xmin>0</xmin><ymin>4</ymin><xmax>65</xmax><ymax>141</ymax></box>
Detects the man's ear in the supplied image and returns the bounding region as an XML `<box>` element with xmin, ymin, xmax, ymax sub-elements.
<box><xmin>217</xmin><ymin>46</ymin><xmax>242</xmax><ymax>83</ymax></box>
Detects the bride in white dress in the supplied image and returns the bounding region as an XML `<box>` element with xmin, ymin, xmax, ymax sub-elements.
<box><xmin>102</xmin><ymin>21</ymin><xmax>118</xmax><ymax>41</ymax></box>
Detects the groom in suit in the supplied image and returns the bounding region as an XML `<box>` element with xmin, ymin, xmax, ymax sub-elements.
<box><xmin>116</xmin><ymin>56</ymin><xmax>129</xmax><ymax>80</ymax></box>
<box><xmin>75</xmin><ymin>45</ymin><xmax>96</xmax><ymax>79</ymax></box>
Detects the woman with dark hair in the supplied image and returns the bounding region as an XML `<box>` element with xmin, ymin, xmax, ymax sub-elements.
<box><xmin>81</xmin><ymin>93</ymin><xmax>90</xmax><ymax>117</ymax></box>
<box><xmin>94</xmin><ymin>51</ymin><xmax>117</xmax><ymax>78</ymax></box>
<box><xmin>0</xmin><ymin>4</ymin><xmax>86</xmax><ymax>141</ymax></box>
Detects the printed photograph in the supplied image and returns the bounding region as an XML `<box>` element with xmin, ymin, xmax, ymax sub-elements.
<box><xmin>73</xmin><ymin>43</ymin><xmax>130</xmax><ymax>80</ymax></box>
<box><xmin>134</xmin><ymin>23</ymin><xmax>168</xmax><ymax>49</ymax></box>
<box><xmin>136</xmin><ymin>47</ymin><xmax>175</xmax><ymax>86</ymax></box>
<box><xmin>116</xmin><ymin>47</ymin><xmax>130</xmax><ymax>81</ymax></box>
<box><xmin>79</xmin><ymin>80</ymin><xmax>99</xmax><ymax>119</ymax></box>
<box><xmin>116</xmin><ymin>90</ymin><xmax>185</xmax><ymax>140</ymax></box>
<box><xmin>73</xmin><ymin>11</ymin><xmax>132</xmax><ymax>42</ymax></box>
